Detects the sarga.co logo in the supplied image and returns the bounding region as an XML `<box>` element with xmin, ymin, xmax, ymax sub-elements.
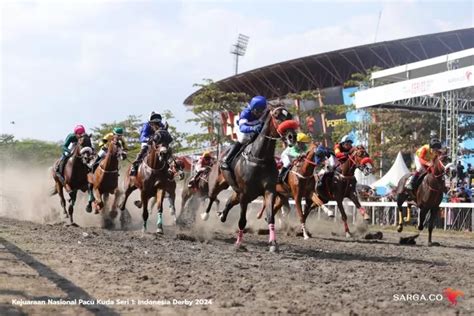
<box><xmin>443</xmin><ymin>288</ymin><xmax>464</xmax><ymax>306</ymax></box>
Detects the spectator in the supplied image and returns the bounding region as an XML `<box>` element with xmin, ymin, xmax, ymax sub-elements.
<box><xmin>467</xmin><ymin>163</ymin><xmax>473</xmax><ymax>188</ymax></box>
<box><xmin>456</xmin><ymin>161</ymin><xmax>465</xmax><ymax>180</ymax></box>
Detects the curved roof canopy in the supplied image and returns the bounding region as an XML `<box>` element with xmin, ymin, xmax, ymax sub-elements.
<box><xmin>184</xmin><ymin>28</ymin><xmax>474</xmax><ymax>105</ymax></box>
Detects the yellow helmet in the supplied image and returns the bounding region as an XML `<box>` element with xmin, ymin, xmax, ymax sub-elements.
<box><xmin>296</xmin><ymin>133</ymin><xmax>311</xmax><ymax>143</ymax></box>
<box><xmin>202</xmin><ymin>151</ymin><xmax>211</xmax><ymax>158</ymax></box>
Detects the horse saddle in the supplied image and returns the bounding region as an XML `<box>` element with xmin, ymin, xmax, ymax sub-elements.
<box><xmin>405</xmin><ymin>171</ymin><xmax>428</xmax><ymax>191</ymax></box>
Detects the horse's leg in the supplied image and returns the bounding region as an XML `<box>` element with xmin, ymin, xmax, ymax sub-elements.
<box><xmin>219</xmin><ymin>191</ymin><xmax>240</xmax><ymax>223</ymax></box>
<box><xmin>119</xmin><ymin>183</ymin><xmax>136</xmax><ymax>211</ymax></box>
<box><xmin>86</xmin><ymin>183</ymin><xmax>94</xmax><ymax>214</ymax></box>
<box><xmin>264</xmin><ymin>190</ymin><xmax>278</xmax><ymax>252</ymax></box>
<box><xmin>337</xmin><ymin>200</ymin><xmax>351</xmax><ymax>238</ymax></box>
<box><xmin>418</xmin><ymin>207</ymin><xmax>428</xmax><ymax>232</ymax></box>
<box><xmin>235</xmin><ymin>199</ymin><xmax>248</xmax><ymax>250</ymax></box>
<box><xmin>92</xmin><ymin>186</ymin><xmax>103</xmax><ymax>213</ymax></box>
<box><xmin>428</xmin><ymin>207</ymin><xmax>440</xmax><ymax>246</ymax></box>
<box><xmin>293</xmin><ymin>193</ymin><xmax>309</xmax><ymax>240</ymax></box>
<box><xmin>397</xmin><ymin>194</ymin><xmax>407</xmax><ymax>233</ymax></box>
<box><xmin>156</xmin><ymin>189</ymin><xmax>165</xmax><ymax>234</ymax></box>
<box><xmin>301</xmin><ymin>194</ymin><xmax>314</xmax><ymax>239</ymax></box>
<box><xmin>67</xmin><ymin>190</ymin><xmax>78</xmax><ymax>227</ymax></box>
<box><xmin>349</xmin><ymin>193</ymin><xmax>370</xmax><ymax>221</ymax></box>
<box><xmin>56</xmin><ymin>182</ymin><xmax>68</xmax><ymax>219</ymax></box>
<box><xmin>141</xmin><ymin>191</ymin><xmax>150</xmax><ymax>234</ymax></box>
<box><xmin>202</xmin><ymin>176</ymin><xmax>229</xmax><ymax>220</ymax></box>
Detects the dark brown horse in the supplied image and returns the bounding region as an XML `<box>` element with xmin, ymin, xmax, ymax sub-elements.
<box><xmin>257</xmin><ymin>142</ymin><xmax>323</xmax><ymax>239</ymax></box>
<box><xmin>396</xmin><ymin>154</ymin><xmax>452</xmax><ymax>246</ymax></box>
<box><xmin>316</xmin><ymin>145</ymin><xmax>374</xmax><ymax>237</ymax></box>
<box><xmin>51</xmin><ymin>134</ymin><xmax>94</xmax><ymax>226</ymax></box>
<box><xmin>89</xmin><ymin>136</ymin><xmax>125</xmax><ymax>228</ymax></box>
<box><xmin>202</xmin><ymin>106</ymin><xmax>299</xmax><ymax>252</ymax></box>
<box><xmin>119</xmin><ymin>129</ymin><xmax>173</xmax><ymax>234</ymax></box>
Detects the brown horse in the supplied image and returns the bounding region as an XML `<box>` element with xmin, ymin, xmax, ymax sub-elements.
<box><xmin>89</xmin><ymin>136</ymin><xmax>125</xmax><ymax>228</ymax></box>
<box><xmin>51</xmin><ymin>134</ymin><xmax>94</xmax><ymax>226</ymax></box>
<box><xmin>316</xmin><ymin>145</ymin><xmax>374</xmax><ymax>237</ymax></box>
<box><xmin>202</xmin><ymin>106</ymin><xmax>299</xmax><ymax>252</ymax></box>
<box><xmin>257</xmin><ymin>142</ymin><xmax>324</xmax><ymax>239</ymax></box>
<box><xmin>119</xmin><ymin>129</ymin><xmax>173</xmax><ymax>234</ymax></box>
<box><xmin>396</xmin><ymin>154</ymin><xmax>452</xmax><ymax>246</ymax></box>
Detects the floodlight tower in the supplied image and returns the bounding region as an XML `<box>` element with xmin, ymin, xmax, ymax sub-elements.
<box><xmin>230</xmin><ymin>34</ymin><xmax>250</xmax><ymax>75</ymax></box>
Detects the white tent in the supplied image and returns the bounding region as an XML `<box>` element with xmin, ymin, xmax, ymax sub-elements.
<box><xmin>370</xmin><ymin>151</ymin><xmax>410</xmax><ymax>188</ymax></box>
<box><xmin>355</xmin><ymin>169</ymin><xmax>377</xmax><ymax>186</ymax></box>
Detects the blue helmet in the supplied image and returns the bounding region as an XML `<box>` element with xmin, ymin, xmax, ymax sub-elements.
<box><xmin>249</xmin><ymin>96</ymin><xmax>267</xmax><ymax>111</ymax></box>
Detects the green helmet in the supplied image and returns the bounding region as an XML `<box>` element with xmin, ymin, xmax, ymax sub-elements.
<box><xmin>113</xmin><ymin>127</ymin><xmax>124</xmax><ymax>135</ymax></box>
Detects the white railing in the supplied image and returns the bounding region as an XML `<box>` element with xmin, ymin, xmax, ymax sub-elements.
<box><xmin>253</xmin><ymin>200</ymin><xmax>473</xmax><ymax>231</ymax></box>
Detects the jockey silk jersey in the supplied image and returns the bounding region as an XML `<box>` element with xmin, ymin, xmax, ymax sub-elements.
<box><xmin>98</xmin><ymin>133</ymin><xmax>128</xmax><ymax>150</ymax></box>
<box><xmin>62</xmin><ymin>133</ymin><xmax>80</xmax><ymax>154</ymax></box>
<box><xmin>416</xmin><ymin>144</ymin><xmax>436</xmax><ymax>165</ymax></box>
<box><xmin>139</xmin><ymin>121</ymin><xmax>165</xmax><ymax>143</ymax></box>
<box><xmin>238</xmin><ymin>107</ymin><xmax>262</xmax><ymax>133</ymax></box>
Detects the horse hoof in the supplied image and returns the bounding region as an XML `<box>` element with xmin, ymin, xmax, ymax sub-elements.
<box><xmin>418</xmin><ymin>225</ymin><xmax>424</xmax><ymax>231</ymax></box>
<box><xmin>428</xmin><ymin>242</ymin><xmax>440</xmax><ymax>247</ymax></box>
<box><xmin>66</xmin><ymin>222</ymin><xmax>79</xmax><ymax>228</ymax></box>
<box><xmin>345</xmin><ymin>232</ymin><xmax>352</xmax><ymax>238</ymax></box>
<box><xmin>201</xmin><ymin>213</ymin><xmax>209</xmax><ymax>221</ymax></box>
<box><xmin>85</xmin><ymin>205</ymin><xmax>92</xmax><ymax>213</ymax></box>
<box><xmin>219</xmin><ymin>213</ymin><xmax>226</xmax><ymax>223</ymax></box>
<box><xmin>397</xmin><ymin>225</ymin><xmax>403</xmax><ymax>233</ymax></box>
<box><xmin>269</xmin><ymin>241</ymin><xmax>279</xmax><ymax>253</ymax></box>
<box><xmin>235</xmin><ymin>244</ymin><xmax>248</xmax><ymax>252</ymax></box>
<box><xmin>303</xmin><ymin>234</ymin><xmax>310</xmax><ymax>240</ymax></box>
<box><xmin>134</xmin><ymin>200</ymin><xmax>142</xmax><ymax>208</ymax></box>
<box><xmin>109</xmin><ymin>210</ymin><xmax>118</xmax><ymax>219</ymax></box>
<box><xmin>156</xmin><ymin>228</ymin><xmax>163</xmax><ymax>235</ymax></box>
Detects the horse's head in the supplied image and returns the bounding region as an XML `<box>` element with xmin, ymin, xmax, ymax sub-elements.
<box><xmin>151</xmin><ymin>129</ymin><xmax>173</xmax><ymax>161</ymax></box>
<box><xmin>109</xmin><ymin>135</ymin><xmax>125</xmax><ymax>160</ymax></box>
<box><xmin>430</xmin><ymin>150</ymin><xmax>453</xmax><ymax>177</ymax></box>
<box><xmin>350</xmin><ymin>145</ymin><xmax>374</xmax><ymax>176</ymax></box>
<box><xmin>77</xmin><ymin>133</ymin><xmax>94</xmax><ymax>164</ymax></box>
<box><xmin>268</xmin><ymin>106</ymin><xmax>299</xmax><ymax>146</ymax></box>
<box><xmin>170</xmin><ymin>158</ymin><xmax>185</xmax><ymax>180</ymax></box>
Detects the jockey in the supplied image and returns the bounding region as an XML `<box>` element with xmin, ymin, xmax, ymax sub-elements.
<box><xmin>188</xmin><ymin>151</ymin><xmax>214</xmax><ymax>188</ymax></box>
<box><xmin>221</xmin><ymin>95</ymin><xmax>267</xmax><ymax>170</ymax></box>
<box><xmin>56</xmin><ymin>124</ymin><xmax>87</xmax><ymax>182</ymax></box>
<box><xmin>91</xmin><ymin>127</ymin><xmax>128</xmax><ymax>173</ymax></box>
<box><xmin>130</xmin><ymin>112</ymin><xmax>166</xmax><ymax>176</ymax></box>
<box><xmin>334</xmin><ymin>135</ymin><xmax>354</xmax><ymax>164</ymax></box>
<box><xmin>278</xmin><ymin>133</ymin><xmax>311</xmax><ymax>183</ymax></box>
<box><xmin>406</xmin><ymin>138</ymin><xmax>443</xmax><ymax>190</ymax></box>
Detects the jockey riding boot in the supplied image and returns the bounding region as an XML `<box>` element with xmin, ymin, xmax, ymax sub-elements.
<box><xmin>406</xmin><ymin>173</ymin><xmax>420</xmax><ymax>190</ymax></box>
<box><xmin>130</xmin><ymin>146</ymin><xmax>148</xmax><ymax>176</ymax></box>
<box><xmin>56</xmin><ymin>156</ymin><xmax>67</xmax><ymax>183</ymax></box>
<box><xmin>277</xmin><ymin>166</ymin><xmax>289</xmax><ymax>184</ymax></box>
<box><xmin>188</xmin><ymin>171</ymin><xmax>200</xmax><ymax>188</ymax></box>
<box><xmin>221</xmin><ymin>142</ymin><xmax>242</xmax><ymax>170</ymax></box>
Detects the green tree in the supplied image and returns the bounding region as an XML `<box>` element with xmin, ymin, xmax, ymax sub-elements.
<box><xmin>186</xmin><ymin>79</ymin><xmax>249</xmax><ymax>151</ymax></box>
<box><xmin>0</xmin><ymin>134</ymin><xmax>61</xmax><ymax>166</ymax></box>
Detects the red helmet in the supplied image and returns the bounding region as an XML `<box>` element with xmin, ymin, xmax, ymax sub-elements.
<box><xmin>74</xmin><ymin>125</ymin><xmax>86</xmax><ymax>135</ymax></box>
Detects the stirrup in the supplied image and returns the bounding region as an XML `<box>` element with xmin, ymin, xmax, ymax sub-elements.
<box><xmin>221</xmin><ymin>161</ymin><xmax>230</xmax><ymax>170</ymax></box>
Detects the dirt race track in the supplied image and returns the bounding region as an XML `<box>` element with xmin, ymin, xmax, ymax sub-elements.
<box><xmin>0</xmin><ymin>167</ymin><xmax>472</xmax><ymax>315</ymax></box>
<box><xmin>1</xmin><ymin>207</ymin><xmax>473</xmax><ymax>316</ymax></box>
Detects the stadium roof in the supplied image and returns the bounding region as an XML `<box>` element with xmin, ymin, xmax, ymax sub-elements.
<box><xmin>184</xmin><ymin>28</ymin><xmax>474</xmax><ymax>105</ymax></box>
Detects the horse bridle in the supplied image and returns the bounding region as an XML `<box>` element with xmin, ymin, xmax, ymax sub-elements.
<box><xmin>264</xmin><ymin>107</ymin><xmax>291</xmax><ymax>140</ymax></box>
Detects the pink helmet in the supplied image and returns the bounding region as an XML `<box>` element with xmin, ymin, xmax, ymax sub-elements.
<box><xmin>74</xmin><ymin>124</ymin><xmax>86</xmax><ymax>135</ymax></box>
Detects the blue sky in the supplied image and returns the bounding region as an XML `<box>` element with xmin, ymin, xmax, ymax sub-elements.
<box><xmin>1</xmin><ymin>0</ymin><xmax>473</xmax><ymax>141</ymax></box>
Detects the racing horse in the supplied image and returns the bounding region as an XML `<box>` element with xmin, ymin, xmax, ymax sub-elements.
<box><xmin>89</xmin><ymin>136</ymin><xmax>126</xmax><ymax>228</ymax></box>
<box><xmin>316</xmin><ymin>145</ymin><xmax>374</xmax><ymax>237</ymax></box>
<box><xmin>396</xmin><ymin>153</ymin><xmax>452</xmax><ymax>246</ymax></box>
<box><xmin>180</xmin><ymin>162</ymin><xmax>220</xmax><ymax>223</ymax></box>
<box><xmin>51</xmin><ymin>134</ymin><xmax>94</xmax><ymax>226</ymax></box>
<box><xmin>257</xmin><ymin>142</ymin><xmax>325</xmax><ymax>239</ymax></box>
<box><xmin>119</xmin><ymin>128</ymin><xmax>173</xmax><ymax>234</ymax></box>
<box><xmin>202</xmin><ymin>106</ymin><xmax>299</xmax><ymax>252</ymax></box>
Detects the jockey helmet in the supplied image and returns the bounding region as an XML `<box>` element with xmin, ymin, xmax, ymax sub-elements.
<box><xmin>113</xmin><ymin>127</ymin><xmax>124</xmax><ymax>135</ymax></box>
<box><xmin>74</xmin><ymin>125</ymin><xmax>86</xmax><ymax>136</ymax></box>
<box><xmin>341</xmin><ymin>135</ymin><xmax>354</xmax><ymax>144</ymax></box>
<box><xmin>149</xmin><ymin>111</ymin><xmax>162</xmax><ymax>123</ymax></box>
<box><xmin>249</xmin><ymin>96</ymin><xmax>267</xmax><ymax>112</ymax></box>
<box><xmin>296</xmin><ymin>133</ymin><xmax>311</xmax><ymax>143</ymax></box>
<box><xmin>430</xmin><ymin>139</ymin><xmax>442</xmax><ymax>150</ymax></box>
<box><xmin>202</xmin><ymin>151</ymin><xmax>211</xmax><ymax>158</ymax></box>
